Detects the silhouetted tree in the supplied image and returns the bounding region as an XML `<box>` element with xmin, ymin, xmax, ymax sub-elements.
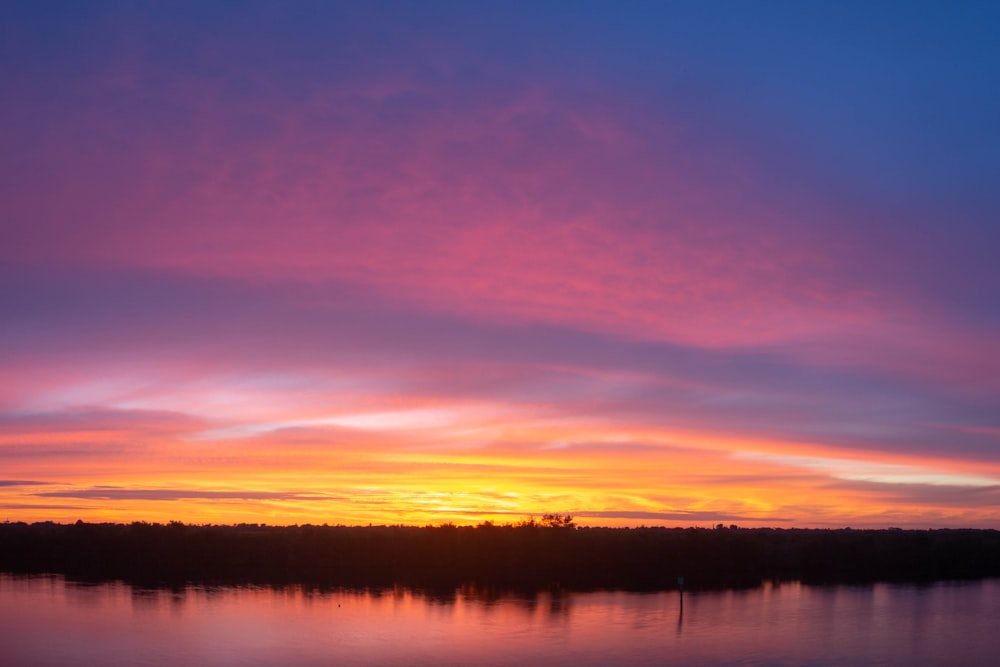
<box><xmin>2</xmin><ymin>522</ymin><xmax>998</xmax><ymax>592</ymax></box>
<box><xmin>541</xmin><ymin>514</ymin><xmax>575</xmax><ymax>529</ymax></box>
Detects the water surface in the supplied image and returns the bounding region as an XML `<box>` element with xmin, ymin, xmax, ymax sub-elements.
<box><xmin>2</xmin><ymin>575</ymin><xmax>997</xmax><ymax>666</ymax></box>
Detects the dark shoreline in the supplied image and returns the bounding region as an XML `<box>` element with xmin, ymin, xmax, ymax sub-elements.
<box><xmin>2</xmin><ymin>522</ymin><xmax>998</xmax><ymax>592</ymax></box>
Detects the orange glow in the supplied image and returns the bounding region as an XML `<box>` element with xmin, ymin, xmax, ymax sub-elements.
<box><xmin>4</xmin><ymin>399</ymin><xmax>997</xmax><ymax>528</ymax></box>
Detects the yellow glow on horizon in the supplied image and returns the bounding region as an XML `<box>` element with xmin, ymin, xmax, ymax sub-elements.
<box><xmin>3</xmin><ymin>402</ymin><xmax>998</xmax><ymax>529</ymax></box>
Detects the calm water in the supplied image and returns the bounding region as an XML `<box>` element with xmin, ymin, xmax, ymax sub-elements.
<box><xmin>2</xmin><ymin>575</ymin><xmax>998</xmax><ymax>666</ymax></box>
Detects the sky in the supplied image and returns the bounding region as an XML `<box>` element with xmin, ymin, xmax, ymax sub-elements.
<box><xmin>2</xmin><ymin>1</ymin><xmax>999</xmax><ymax>528</ymax></box>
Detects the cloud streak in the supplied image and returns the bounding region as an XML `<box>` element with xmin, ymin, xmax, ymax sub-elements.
<box><xmin>34</xmin><ymin>488</ymin><xmax>336</xmax><ymax>502</ymax></box>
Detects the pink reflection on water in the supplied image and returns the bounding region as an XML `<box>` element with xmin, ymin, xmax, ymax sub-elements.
<box><xmin>1</xmin><ymin>576</ymin><xmax>999</xmax><ymax>666</ymax></box>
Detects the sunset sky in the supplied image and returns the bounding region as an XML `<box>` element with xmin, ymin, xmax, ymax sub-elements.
<box><xmin>2</xmin><ymin>1</ymin><xmax>999</xmax><ymax>528</ymax></box>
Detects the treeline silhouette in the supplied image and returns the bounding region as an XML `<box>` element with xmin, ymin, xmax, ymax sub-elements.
<box><xmin>2</xmin><ymin>521</ymin><xmax>998</xmax><ymax>591</ymax></box>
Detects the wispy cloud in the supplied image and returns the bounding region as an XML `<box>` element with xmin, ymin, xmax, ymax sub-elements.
<box><xmin>573</xmin><ymin>510</ymin><xmax>793</xmax><ymax>523</ymax></box>
<box><xmin>34</xmin><ymin>487</ymin><xmax>337</xmax><ymax>502</ymax></box>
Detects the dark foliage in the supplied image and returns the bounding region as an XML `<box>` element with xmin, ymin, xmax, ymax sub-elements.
<box><xmin>2</xmin><ymin>522</ymin><xmax>998</xmax><ymax>592</ymax></box>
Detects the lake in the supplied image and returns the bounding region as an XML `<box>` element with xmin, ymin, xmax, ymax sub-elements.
<box><xmin>2</xmin><ymin>574</ymin><xmax>998</xmax><ymax>666</ymax></box>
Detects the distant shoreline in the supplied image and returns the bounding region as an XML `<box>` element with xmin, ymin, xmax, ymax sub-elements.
<box><xmin>3</xmin><ymin>522</ymin><xmax>998</xmax><ymax>592</ymax></box>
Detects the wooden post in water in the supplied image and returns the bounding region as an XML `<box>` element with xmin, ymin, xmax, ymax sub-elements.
<box><xmin>677</xmin><ymin>576</ymin><xmax>684</xmax><ymax>612</ymax></box>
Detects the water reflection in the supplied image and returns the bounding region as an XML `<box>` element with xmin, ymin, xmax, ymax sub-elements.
<box><xmin>2</xmin><ymin>575</ymin><xmax>999</xmax><ymax>666</ymax></box>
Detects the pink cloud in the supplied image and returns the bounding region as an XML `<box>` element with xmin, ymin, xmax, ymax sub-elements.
<box><xmin>3</xmin><ymin>67</ymin><xmax>889</xmax><ymax>353</ymax></box>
